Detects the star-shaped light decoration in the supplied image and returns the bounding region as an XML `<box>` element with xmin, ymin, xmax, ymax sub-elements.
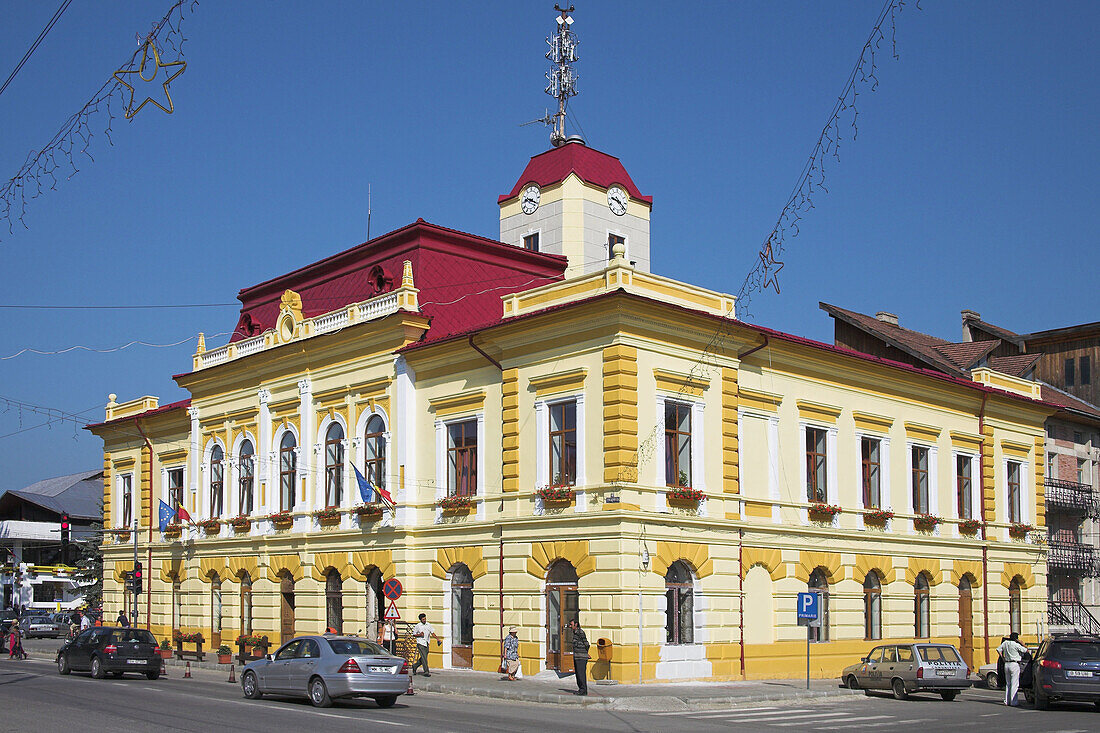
<box><xmin>114</xmin><ymin>39</ymin><xmax>186</xmax><ymax>119</ymax></box>
<box><xmin>759</xmin><ymin>239</ymin><xmax>785</xmax><ymax>294</ymax></box>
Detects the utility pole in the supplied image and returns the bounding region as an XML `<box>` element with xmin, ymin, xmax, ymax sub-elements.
<box><xmin>132</xmin><ymin>517</ymin><xmax>139</xmax><ymax>626</ymax></box>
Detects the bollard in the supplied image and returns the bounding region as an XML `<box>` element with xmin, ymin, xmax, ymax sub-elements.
<box><xmin>184</xmin><ymin>661</ymin><xmax>192</xmax><ymax>678</ymax></box>
<box><xmin>406</xmin><ymin>675</ymin><xmax>415</xmax><ymax>696</ymax></box>
<box><xmin>227</xmin><ymin>663</ymin><xmax>236</xmax><ymax>684</ymax></box>
<box><xmin>161</xmin><ymin>657</ymin><xmax>168</xmax><ymax>677</ymax></box>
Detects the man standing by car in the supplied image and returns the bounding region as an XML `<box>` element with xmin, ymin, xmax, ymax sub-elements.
<box><xmin>568</xmin><ymin>618</ymin><xmax>590</xmax><ymax>696</ymax></box>
<box><xmin>997</xmin><ymin>632</ymin><xmax>1029</xmax><ymax>706</ymax></box>
<box><xmin>411</xmin><ymin>613</ymin><xmax>441</xmax><ymax>676</ymax></box>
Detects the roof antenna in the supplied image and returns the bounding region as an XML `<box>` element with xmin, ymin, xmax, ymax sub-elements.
<box><xmin>545</xmin><ymin>5</ymin><xmax>577</xmax><ymax>147</ymax></box>
<box><xmin>367</xmin><ymin>183</ymin><xmax>372</xmax><ymax>241</ymax></box>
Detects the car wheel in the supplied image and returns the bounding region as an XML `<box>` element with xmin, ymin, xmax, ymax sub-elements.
<box><xmin>846</xmin><ymin>675</ymin><xmax>859</xmax><ymax>690</ymax></box>
<box><xmin>1034</xmin><ymin>685</ymin><xmax>1049</xmax><ymax>710</ymax></box>
<box><xmin>146</xmin><ymin>669</ymin><xmax>160</xmax><ymax>681</ymax></box>
<box><xmin>57</xmin><ymin>654</ymin><xmax>71</xmax><ymax>675</ymax></box>
<box><xmin>891</xmin><ymin>678</ymin><xmax>908</xmax><ymax>701</ymax></box>
<box><xmin>91</xmin><ymin>656</ymin><xmax>105</xmax><ymax>679</ymax></box>
<box><xmin>375</xmin><ymin>695</ymin><xmax>397</xmax><ymax>708</ymax></box>
<box><xmin>985</xmin><ymin>671</ymin><xmax>1001</xmax><ymax>690</ymax></box>
<box><xmin>241</xmin><ymin>671</ymin><xmax>262</xmax><ymax>700</ymax></box>
<box><xmin>309</xmin><ymin>677</ymin><xmax>333</xmax><ymax>708</ymax></box>
<box><xmin>940</xmin><ymin>691</ymin><xmax>958</xmax><ymax>701</ymax></box>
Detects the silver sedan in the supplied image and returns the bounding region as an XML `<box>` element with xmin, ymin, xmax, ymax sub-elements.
<box><xmin>241</xmin><ymin>635</ymin><xmax>409</xmax><ymax>708</ymax></box>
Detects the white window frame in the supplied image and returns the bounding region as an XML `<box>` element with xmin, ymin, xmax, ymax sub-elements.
<box><xmin>655</xmin><ymin>395</ymin><xmax>706</xmax><ymax>516</ymax></box>
<box><xmin>535</xmin><ymin>394</ymin><xmax>586</xmax><ymax>513</ymax></box>
<box><xmin>799</xmin><ymin>422</ymin><xmax>838</xmax><ymax>526</ymax></box>
<box><xmin>435</xmin><ymin>414</ymin><xmax>486</xmax><ymax>522</ymax></box>
<box><xmin>203</xmin><ymin>438</ymin><xmax>227</xmax><ymax>521</ymax></box>
<box><xmin>162</xmin><ymin>464</ymin><xmax>187</xmax><ymax>536</ymax></box>
<box><xmin>272</xmin><ymin>424</ymin><xmax>301</xmax><ymax>525</ymax></box>
<box><xmin>314</xmin><ymin>414</ymin><xmax>351</xmax><ymax>518</ymax></box>
<box><xmin>951</xmin><ymin>451</ymin><xmax>980</xmax><ymax>532</ymax></box>
<box><xmin>906</xmin><ymin>441</ymin><xmax>938</xmax><ymax>533</ymax></box>
<box><xmin>1003</xmin><ymin>457</ymin><xmax>1030</xmax><ymax>535</ymax></box>
<box><xmin>230</xmin><ymin>431</ymin><xmax>258</xmax><ymax>519</ymax></box>
<box><xmin>354</xmin><ymin>406</ymin><xmax>392</xmax><ymax>527</ymax></box>
<box><xmin>522</xmin><ymin>227</ymin><xmax>542</xmax><ymax>253</ymax></box>
<box><xmin>116</xmin><ymin>473</ymin><xmax>134</xmax><ymax>529</ymax></box>
<box><xmin>606</xmin><ymin>229</ymin><xmax>628</xmax><ymax>261</ymax></box>
<box><xmin>854</xmin><ymin>432</ymin><xmax>891</xmax><ymax>530</ymax></box>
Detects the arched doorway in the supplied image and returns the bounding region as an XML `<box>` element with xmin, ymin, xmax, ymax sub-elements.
<box><xmin>808</xmin><ymin>569</ymin><xmax>829</xmax><ymax>642</ymax></box>
<box><xmin>664</xmin><ymin>561</ymin><xmax>694</xmax><ymax>645</ymax></box>
<box><xmin>450</xmin><ymin>564</ymin><xmax>474</xmax><ymax>668</ymax></box>
<box><xmin>1009</xmin><ymin>577</ymin><xmax>1022</xmax><ymax>635</ymax></box>
<box><xmin>365</xmin><ymin>568</ymin><xmax>384</xmax><ymax>636</ymax></box>
<box><xmin>546</xmin><ymin>560</ymin><xmax>579</xmax><ymax>673</ymax></box>
<box><xmin>240</xmin><ymin>572</ymin><xmax>253</xmax><ymax>636</ymax></box>
<box><xmin>325</xmin><ymin>569</ymin><xmax>344</xmax><ymax>634</ymax></box>
<box><xmin>279</xmin><ymin>572</ymin><xmax>295</xmax><ymax>643</ymax></box>
<box><xmin>210</xmin><ymin>573</ymin><xmax>222</xmax><ymax>648</ymax></box>
<box><xmin>959</xmin><ymin>576</ymin><xmax>974</xmax><ymax>669</ymax></box>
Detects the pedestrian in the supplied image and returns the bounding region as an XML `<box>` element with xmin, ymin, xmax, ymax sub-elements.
<box><xmin>997</xmin><ymin>631</ymin><xmax>1029</xmax><ymax>706</ymax></box>
<box><xmin>79</xmin><ymin>610</ymin><xmax>92</xmax><ymax>631</ymax></box>
<box><xmin>568</xmin><ymin>618</ymin><xmax>590</xmax><ymax>696</ymax></box>
<box><xmin>410</xmin><ymin>613</ymin><xmax>441</xmax><ymax>676</ymax></box>
<box><xmin>501</xmin><ymin>626</ymin><xmax>520</xmax><ymax>681</ymax></box>
<box><xmin>116</xmin><ymin>610</ymin><xmax>130</xmax><ymax>628</ymax></box>
<box><xmin>8</xmin><ymin>624</ymin><xmax>26</xmax><ymax>660</ymax></box>
<box><xmin>377</xmin><ymin>620</ymin><xmax>395</xmax><ymax>655</ymax></box>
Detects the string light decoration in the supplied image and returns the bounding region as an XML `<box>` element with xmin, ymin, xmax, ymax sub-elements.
<box><xmin>735</xmin><ymin>0</ymin><xmax>920</xmax><ymax>320</ymax></box>
<box><xmin>0</xmin><ymin>0</ymin><xmax>197</xmax><ymax>240</ymax></box>
<box><xmin>113</xmin><ymin>37</ymin><xmax>187</xmax><ymax>119</ymax></box>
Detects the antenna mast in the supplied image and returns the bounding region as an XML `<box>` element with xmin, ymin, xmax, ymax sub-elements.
<box><xmin>545</xmin><ymin>5</ymin><xmax>578</xmax><ymax>147</ymax></box>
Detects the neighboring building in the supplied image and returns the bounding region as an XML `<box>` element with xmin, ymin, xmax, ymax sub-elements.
<box><xmin>0</xmin><ymin>470</ymin><xmax>102</xmax><ymax>612</ymax></box>
<box><xmin>822</xmin><ymin>304</ymin><xmax>1100</xmax><ymax>633</ymax></box>
<box><xmin>86</xmin><ymin>133</ymin><xmax>1054</xmax><ymax>683</ymax></box>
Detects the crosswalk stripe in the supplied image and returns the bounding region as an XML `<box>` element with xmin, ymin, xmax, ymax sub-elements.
<box><xmin>806</xmin><ymin>716</ymin><xmax>905</xmax><ymax>729</ymax></box>
<box><xmin>762</xmin><ymin>711</ymin><xmax>860</xmax><ymax>725</ymax></box>
<box><xmin>653</xmin><ymin>706</ymin><xmax>780</xmax><ymax>717</ymax></box>
<box><xmin>686</xmin><ymin>708</ymin><xmax>815</xmax><ymax>720</ymax></box>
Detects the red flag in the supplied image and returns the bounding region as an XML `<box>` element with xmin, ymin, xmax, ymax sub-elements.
<box><xmin>177</xmin><ymin>506</ymin><xmax>193</xmax><ymax>524</ymax></box>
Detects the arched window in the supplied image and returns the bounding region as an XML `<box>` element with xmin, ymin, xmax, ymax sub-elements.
<box><xmin>211</xmin><ymin>573</ymin><xmax>222</xmax><ymax>647</ymax></box>
<box><xmin>364</xmin><ymin>415</ymin><xmax>386</xmax><ymax>489</ymax></box>
<box><xmin>808</xmin><ymin>569</ymin><xmax>829</xmax><ymax>642</ymax></box>
<box><xmin>915</xmin><ymin>573</ymin><xmax>930</xmax><ymax>638</ymax></box>
<box><xmin>279</xmin><ymin>432</ymin><xmax>297</xmax><ymax>511</ymax></box>
<box><xmin>240</xmin><ymin>571</ymin><xmax>253</xmax><ymax>635</ymax></box>
<box><xmin>451</xmin><ymin>564</ymin><xmax>474</xmax><ymax>668</ymax></box>
<box><xmin>325</xmin><ymin>569</ymin><xmax>343</xmax><ymax>634</ymax></box>
<box><xmin>665</xmin><ymin>561</ymin><xmax>694</xmax><ymax>645</ymax></box>
<box><xmin>325</xmin><ymin>423</ymin><xmax>344</xmax><ymax>507</ymax></box>
<box><xmin>238</xmin><ymin>440</ymin><xmax>254</xmax><ymax>515</ymax></box>
<box><xmin>1009</xmin><ymin>577</ymin><xmax>1022</xmax><ymax>635</ymax></box>
<box><xmin>863</xmin><ymin>573</ymin><xmax>882</xmax><ymax>640</ymax></box>
<box><xmin>209</xmin><ymin>445</ymin><xmax>224</xmax><ymax>517</ymax></box>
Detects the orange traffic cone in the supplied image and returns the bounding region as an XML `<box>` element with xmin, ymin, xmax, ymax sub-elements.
<box><xmin>406</xmin><ymin>675</ymin><xmax>415</xmax><ymax>696</ymax></box>
<box><xmin>227</xmin><ymin>664</ymin><xmax>236</xmax><ymax>684</ymax></box>
<box><xmin>184</xmin><ymin>661</ymin><xmax>192</xmax><ymax>678</ymax></box>
<box><xmin>161</xmin><ymin>657</ymin><xmax>168</xmax><ymax>677</ymax></box>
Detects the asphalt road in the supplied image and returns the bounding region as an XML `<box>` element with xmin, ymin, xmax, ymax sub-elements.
<box><xmin>2</xmin><ymin>656</ymin><xmax>1098</xmax><ymax>732</ymax></box>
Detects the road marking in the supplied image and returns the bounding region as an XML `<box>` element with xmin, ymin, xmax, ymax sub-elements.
<box><xmin>764</xmin><ymin>712</ymin><xmax>869</xmax><ymax>725</ymax></box>
<box><xmin>654</xmin><ymin>705</ymin><xmax>780</xmax><ymax>716</ymax></box>
<box><xmin>687</xmin><ymin>708</ymin><xmax>815</xmax><ymax>719</ymax></box>
<box><xmin>821</xmin><ymin>717</ymin><xmax>927</xmax><ymax>730</ymax></box>
<box><xmin>314</xmin><ymin>715</ymin><xmax>407</xmax><ymax>728</ymax></box>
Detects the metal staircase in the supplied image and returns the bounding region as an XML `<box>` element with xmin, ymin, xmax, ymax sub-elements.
<box><xmin>1048</xmin><ymin>600</ymin><xmax>1100</xmax><ymax>637</ymax></box>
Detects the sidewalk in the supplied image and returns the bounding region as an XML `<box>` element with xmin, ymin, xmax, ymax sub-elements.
<box><xmin>19</xmin><ymin>638</ymin><xmax>858</xmax><ymax>712</ymax></box>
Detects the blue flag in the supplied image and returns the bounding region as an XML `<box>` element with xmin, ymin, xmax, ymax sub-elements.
<box><xmin>353</xmin><ymin>465</ymin><xmax>393</xmax><ymax>507</ymax></box>
<box><xmin>158</xmin><ymin>500</ymin><xmax>174</xmax><ymax>532</ymax></box>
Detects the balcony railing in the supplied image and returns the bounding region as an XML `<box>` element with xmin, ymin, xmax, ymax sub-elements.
<box><xmin>1045</xmin><ymin>478</ymin><xmax>1100</xmax><ymax>517</ymax></box>
<box><xmin>1048</xmin><ymin>537</ymin><xmax>1099</xmax><ymax>576</ymax></box>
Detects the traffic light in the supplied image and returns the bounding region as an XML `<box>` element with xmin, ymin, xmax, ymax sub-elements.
<box><xmin>60</xmin><ymin>513</ymin><xmax>70</xmax><ymax>557</ymax></box>
<box><xmin>132</xmin><ymin>561</ymin><xmax>143</xmax><ymax>595</ymax></box>
<box><xmin>123</xmin><ymin>570</ymin><xmax>133</xmax><ymax>592</ymax></box>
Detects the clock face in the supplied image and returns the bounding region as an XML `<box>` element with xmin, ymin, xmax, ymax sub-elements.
<box><xmin>521</xmin><ymin>185</ymin><xmax>541</xmax><ymax>214</ymax></box>
<box><xmin>607</xmin><ymin>186</ymin><xmax>627</xmax><ymax>216</ymax></box>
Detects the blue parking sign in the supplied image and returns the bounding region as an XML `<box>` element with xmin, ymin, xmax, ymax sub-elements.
<box><xmin>797</xmin><ymin>591</ymin><xmax>819</xmax><ymax>620</ymax></box>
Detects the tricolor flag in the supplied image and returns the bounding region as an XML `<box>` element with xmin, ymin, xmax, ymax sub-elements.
<box><xmin>353</xmin><ymin>465</ymin><xmax>393</xmax><ymax>508</ymax></box>
<box><xmin>158</xmin><ymin>500</ymin><xmax>194</xmax><ymax>531</ymax></box>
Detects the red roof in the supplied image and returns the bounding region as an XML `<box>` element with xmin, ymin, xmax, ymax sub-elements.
<box><xmin>499</xmin><ymin>141</ymin><xmax>653</xmax><ymax>205</ymax></box>
<box><xmin>85</xmin><ymin>398</ymin><xmax>191</xmax><ymax>430</ymax></box>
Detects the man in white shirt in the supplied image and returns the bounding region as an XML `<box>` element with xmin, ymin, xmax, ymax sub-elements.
<box><xmin>997</xmin><ymin>632</ymin><xmax>1029</xmax><ymax>706</ymax></box>
<box><xmin>411</xmin><ymin>613</ymin><xmax>441</xmax><ymax>676</ymax></box>
<box><xmin>79</xmin><ymin>611</ymin><xmax>92</xmax><ymax>631</ymax></box>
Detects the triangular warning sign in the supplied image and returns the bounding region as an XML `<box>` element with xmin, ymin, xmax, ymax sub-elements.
<box><xmin>384</xmin><ymin>600</ymin><xmax>401</xmax><ymax>621</ymax></box>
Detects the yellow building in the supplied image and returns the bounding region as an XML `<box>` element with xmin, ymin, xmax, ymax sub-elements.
<box><xmin>90</xmin><ymin>140</ymin><xmax>1051</xmax><ymax>683</ymax></box>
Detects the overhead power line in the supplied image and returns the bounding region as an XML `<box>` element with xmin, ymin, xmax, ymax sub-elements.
<box><xmin>0</xmin><ymin>0</ymin><xmax>74</xmax><ymax>99</ymax></box>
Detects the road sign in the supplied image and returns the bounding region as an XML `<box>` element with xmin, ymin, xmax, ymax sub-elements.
<box><xmin>383</xmin><ymin>578</ymin><xmax>403</xmax><ymax>600</ymax></box>
<box><xmin>384</xmin><ymin>600</ymin><xmax>401</xmax><ymax>621</ymax></box>
<box><xmin>797</xmin><ymin>592</ymin><xmax>819</xmax><ymax>619</ymax></box>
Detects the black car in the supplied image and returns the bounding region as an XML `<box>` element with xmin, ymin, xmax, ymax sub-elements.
<box><xmin>1026</xmin><ymin>634</ymin><xmax>1100</xmax><ymax>710</ymax></box>
<box><xmin>56</xmin><ymin>626</ymin><xmax>161</xmax><ymax>680</ymax></box>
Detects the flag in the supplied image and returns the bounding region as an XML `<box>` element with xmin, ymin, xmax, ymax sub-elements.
<box><xmin>158</xmin><ymin>500</ymin><xmax>174</xmax><ymax>532</ymax></box>
<box><xmin>354</xmin><ymin>465</ymin><xmax>393</xmax><ymax>508</ymax></box>
<box><xmin>177</xmin><ymin>506</ymin><xmax>193</xmax><ymax>524</ymax></box>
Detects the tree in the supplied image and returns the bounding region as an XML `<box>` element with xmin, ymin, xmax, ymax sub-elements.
<box><xmin>73</xmin><ymin>499</ymin><xmax>103</xmax><ymax>610</ymax></box>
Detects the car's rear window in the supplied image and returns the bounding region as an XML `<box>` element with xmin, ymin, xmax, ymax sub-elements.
<box><xmin>919</xmin><ymin>646</ymin><xmax>962</xmax><ymax>663</ymax></box>
<box><xmin>1050</xmin><ymin>642</ymin><xmax>1100</xmax><ymax>662</ymax></box>
<box><xmin>327</xmin><ymin>639</ymin><xmax>386</xmax><ymax>656</ymax></box>
<box><xmin>110</xmin><ymin>629</ymin><xmax>156</xmax><ymax>644</ymax></box>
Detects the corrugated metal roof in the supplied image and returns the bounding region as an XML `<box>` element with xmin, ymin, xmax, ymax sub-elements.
<box><xmin>498</xmin><ymin>141</ymin><xmax>653</xmax><ymax>204</ymax></box>
<box><xmin>1</xmin><ymin>470</ymin><xmax>102</xmax><ymax>520</ymax></box>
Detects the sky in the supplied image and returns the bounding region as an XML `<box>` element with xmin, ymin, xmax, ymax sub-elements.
<box><xmin>0</xmin><ymin>1</ymin><xmax>1096</xmax><ymax>491</ymax></box>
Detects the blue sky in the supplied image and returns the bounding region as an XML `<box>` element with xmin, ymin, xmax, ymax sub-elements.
<box><xmin>0</xmin><ymin>1</ymin><xmax>1096</xmax><ymax>490</ymax></box>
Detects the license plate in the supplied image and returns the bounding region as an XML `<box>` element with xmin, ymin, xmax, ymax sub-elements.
<box><xmin>368</xmin><ymin>666</ymin><xmax>392</xmax><ymax>673</ymax></box>
<box><xmin>127</xmin><ymin>659</ymin><xmax>145</xmax><ymax>664</ymax></box>
<box><xmin>937</xmin><ymin>670</ymin><xmax>954</xmax><ymax>677</ymax></box>
<box><xmin>1066</xmin><ymin>670</ymin><xmax>1093</xmax><ymax>678</ymax></box>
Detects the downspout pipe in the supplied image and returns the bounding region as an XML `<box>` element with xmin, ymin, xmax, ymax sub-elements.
<box><xmin>978</xmin><ymin>393</ymin><xmax>990</xmax><ymax>665</ymax></box>
<box><xmin>737</xmin><ymin>333</ymin><xmax>769</xmax><ymax>361</ymax></box>
<box><xmin>132</xmin><ymin>417</ymin><xmax>154</xmax><ymax>631</ymax></box>
<box><xmin>469</xmin><ymin>335</ymin><xmax>503</xmax><ymax>372</ymax></box>
<box><xmin>739</xmin><ymin>528</ymin><xmax>745</xmax><ymax>678</ymax></box>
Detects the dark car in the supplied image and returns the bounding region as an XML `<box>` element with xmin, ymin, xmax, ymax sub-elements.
<box><xmin>1026</xmin><ymin>635</ymin><xmax>1100</xmax><ymax>710</ymax></box>
<box><xmin>56</xmin><ymin>626</ymin><xmax>161</xmax><ymax>680</ymax></box>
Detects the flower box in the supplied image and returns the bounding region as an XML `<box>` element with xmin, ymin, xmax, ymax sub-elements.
<box><xmin>163</xmin><ymin>524</ymin><xmax>181</xmax><ymax>538</ymax></box>
<box><xmin>268</xmin><ymin>511</ymin><xmax>294</xmax><ymax>527</ymax></box>
<box><xmin>228</xmin><ymin>516</ymin><xmax>251</xmax><ymax>532</ymax></box>
<box><xmin>236</xmin><ymin>634</ymin><xmax>269</xmax><ymax>660</ymax></box>
<box><xmin>199</xmin><ymin>519</ymin><xmax>221</xmax><ymax>533</ymax></box>
<box><xmin>439</xmin><ymin>496</ymin><xmax>474</xmax><ymax>512</ymax></box>
<box><xmin>913</xmin><ymin>514</ymin><xmax>942</xmax><ymax>531</ymax></box>
<box><xmin>217</xmin><ymin>653</ymin><xmax>231</xmax><ymax>664</ymax></box>
<box><xmin>959</xmin><ymin>518</ymin><xmax>984</xmax><ymax>535</ymax></box>
<box><xmin>354</xmin><ymin>503</ymin><xmax>384</xmax><ymax>520</ymax></box>
<box><xmin>537</xmin><ymin>487</ymin><xmax>575</xmax><ymax>505</ymax></box>
<box><xmin>1009</xmin><ymin>523</ymin><xmax>1034</xmax><ymax>538</ymax></box>
<box><xmin>313</xmin><ymin>508</ymin><xmax>342</xmax><ymax>524</ymax></box>
<box><xmin>666</xmin><ymin>487</ymin><xmax>704</xmax><ymax>505</ymax></box>
<box><xmin>808</xmin><ymin>503</ymin><xmax>842</xmax><ymax>520</ymax></box>
<box><xmin>863</xmin><ymin>508</ymin><xmax>894</xmax><ymax>525</ymax></box>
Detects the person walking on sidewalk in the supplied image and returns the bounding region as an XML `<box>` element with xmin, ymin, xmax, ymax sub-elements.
<box><xmin>8</xmin><ymin>624</ymin><xmax>26</xmax><ymax>660</ymax></box>
<box><xmin>997</xmin><ymin>632</ymin><xmax>1029</xmax><ymax>706</ymax></box>
<box><xmin>568</xmin><ymin>618</ymin><xmax>590</xmax><ymax>696</ymax></box>
<box><xmin>116</xmin><ymin>610</ymin><xmax>130</xmax><ymax>628</ymax></box>
<box><xmin>411</xmin><ymin>613</ymin><xmax>441</xmax><ymax>676</ymax></box>
<box><xmin>501</xmin><ymin>626</ymin><xmax>520</xmax><ymax>681</ymax></box>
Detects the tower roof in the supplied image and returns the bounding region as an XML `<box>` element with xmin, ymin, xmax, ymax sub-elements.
<box><xmin>499</xmin><ymin>141</ymin><xmax>652</xmax><ymax>205</ymax></box>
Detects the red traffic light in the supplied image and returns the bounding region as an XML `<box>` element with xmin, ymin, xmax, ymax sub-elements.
<box><xmin>60</xmin><ymin>513</ymin><xmax>69</xmax><ymax>530</ymax></box>
<box><xmin>134</xmin><ymin>562</ymin><xmax>142</xmax><ymax>579</ymax></box>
